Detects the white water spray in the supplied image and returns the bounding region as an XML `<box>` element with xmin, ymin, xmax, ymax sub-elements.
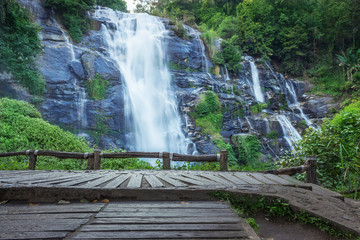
<box><xmin>276</xmin><ymin>115</ymin><xmax>302</xmax><ymax>151</ymax></box>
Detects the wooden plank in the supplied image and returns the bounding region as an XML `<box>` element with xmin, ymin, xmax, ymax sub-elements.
<box><xmin>156</xmin><ymin>173</ymin><xmax>187</xmax><ymax>187</ymax></box>
<box><xmin>262</xmin><ymin>174</ymin><xmax>295</xmax><ymax>185</ymax></box>
<box><xmin>233</xmin><ymin>172</ymin><xmax>263</xmax><ymax>184</ymax></box>
<box><xmin>0</xmin><ymin>231</ymin><xmax>68</xmax><ymax>239</ymax></box>
<box><xmin>0</xmin><ymin>213</ymin><xmax>93</xmax><ymax>220</ymax></box>
<box><xmin>1</xmin><ymin>172</ymin><xmax>59</xmax><ymax>183</ymax></box>
<box><xmin>1</xmin><ymin>204</ymin><xmax>104</xmax><ymax>214</ymax></box>
<box><xmin>93</xmin><ymin>217</ymin><xmax>240</xmax><ymax>224</ymax></box>
<box><xmin>96</xmin><ymin>211</ymin><xmax>237</xmax><ymax>218</ymax></box>
<box><xmin>80</xmin><ymin>223</ymin><xmax>242</xmax><ymax>232</ymax></box>
<box><xmin>197</xmin><ymin>173</ymin><xmax>234</xmax><ymax>186</ymax></box>
<box><xmin>73</xmin><ymin>230</ymin><xmax>247</xmax><ymax>239</ymax></box>
<box><xmin>102</xmin><ymin>208</ymin><xmax>231</xmax><ymax>214</ymax></box>
<box><xmin>219</xmin><ymin>173</ymin><xmax>249</xmax><ymax>185</ymax></box>
<box><xmin>57</xmin><ymin>174</ymin><xmax>103</xmax><ymax>187</ymax></box>
<box><xmin>105</xmin><ymin>202</ymin><xmax>229</xmax><ymax>209</ymax></box>
<box><xmin>102</xmin><ymin>174</ymin><xmax>131</xmax><ymax>188</ymax></box>
<box><xmin>0</xmin><ymin>219</ymin><xmax>88</xmax><ymax>231</ymax></box>
<box><xmin>246</xmin><ymin>173</ymin><xmax>278</xmax><ymax>184</ymax></box>
<box><xmin>278</xmin><ymin>175</ymin><xmax>304</xmax><ymax>185</ymax></box>
<box><xmin>166</xmin><ymin>174</ymin><xmax>205</xmax><ymax>186</ymax></box>
<box><xmin>79</xmin><ymin>174</ymin><xmax>118</xmax><ymax>188</ymax></box>
<box><xmin>126</xmin><ymin>174</ymin><xmax>143</xmax><ymax>188</ymax></box>
<box><xmin>144</xmin><ymin>175</ymin><xmax>164</xmax><ymax>188</ymax></box>
<box><xmin>27</xmin><ymin>175</ymin><xmax>84</xmax><ymax>186</ymax></box>
<box><xmin>180</xmin><ymin>174</ymin><xmax>220</xmax><ymax>185</ymax></box>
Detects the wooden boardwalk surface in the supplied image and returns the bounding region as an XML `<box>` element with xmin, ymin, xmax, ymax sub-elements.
<box><xmin>0</xmin><ymin>201</ymin><xmax>259</xmax><ymax>240</ymax></box>
<box><xmin>1</xmin><ymin>170</ymin><xmax>359</xmax><ymax>236</ymax></box>
<box><xmin>0</xmin><ymin>170</ymin><xmax>303</xmax><ymax>189</ymax></box>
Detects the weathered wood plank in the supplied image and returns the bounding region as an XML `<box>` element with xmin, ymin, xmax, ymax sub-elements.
<box><xmin>278</xmin><ymin>175</ymin><xmax>304</xmax><ymax>185</ymax></box>
<box><xmin>156</xmin><ymin>173</ymin><xmax>187</xmax><ymax>187</ymax></box>
<box><xmin>219</xmin><ymin>173</ymin><xmax>249</xmax><ymax>185</ymax></box>
<box><xmin>166</xmin><ymin>174</ymin><xmax>206</xmax><ymax>186</ymax></box>
<box><xmin>0</xmin><ymin>213</ymin><xmax>93</xmax><ymax>220</ymax></box>
<box><xmin>79</xmin><ymin>173</ymin><xmax>118</xmax><ymax>188</ymax></box>
<box><xmin>144</xmin><ymin>174</ymin><xmax>164</xmax><ymax>188</ymax></box>
<box><xmin>57</xmin><ymin>174</ymin><xmax>103</xmax><ymax>187</ymax></box>
<box><xmin>105</xmin><ymin>202</ymin><xmax>229</xmax><ymax>209</ymax></box>
<box><xmin>80</xmin><ymin>223</ymin><xmax>243</xmax><ymax>232</ymax></box>
<box><xmin>0</xmin><ymin>231</ymin><xmax>68</xmax><ymax>239</ymax></box>
<box><xmin>93</xmin><ymin>217</ymin><xmax>240</xmax><ymax>224</ymax></box>
<box><xmin>180</xmin><ymin>174</ymin><xmax>220</xmax><ymax>185</ymax></box>
<box><xmin>102</xmin><ymin>208</ymin><xmax>231</xmax><ymax>214</ymax></box>
<box><xmin>1</xmin><ymin>204</ymin><xmax>104</xmax><ymax>214</ymax></box>
<box><xmin>233</xmin><ymin>172</ymin><xmax>263</xmax><ymax>184</ymax></box>
<box><xmin>102</xmin><ymin>174</ymin><xmax>131</xmax><ymax>188</ymax></box>
<box><xmin>262</xmin><ymin>174</ymin><xmax>295</xmax><ymax>185</ymax></box>
<box><xmin>247</xmin><ymin>172</ymin><xmax>278</xmax><ymax>184</ymax></box>
<box><xmin>96</xmin><ymin>211</ymin><xmax>237</xmax><ymax>218</ymax></box>
<box><xmin>126</xmin><ymin>174</ymin><xmax>143</xmax><ymax>188</ymax></box>
<box><xmin>73</xmin><ymin>230</ymin><xmax>247</xmax><ymax>239</ymax></box>
<box><xmin>197</xmin><ymin>173</ymin><xmax>234</xmax><ymax>186</ymax></box>
<box><xmin>0</xmin><ymin>219</ymin><xmax>88</xmax><ymax>231</ymax></box>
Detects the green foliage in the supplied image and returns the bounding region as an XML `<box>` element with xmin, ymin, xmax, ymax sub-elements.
<box><xmin>45</xmin><ymin>0</ymin><xmax>127</xmax><ymax>42</ymax></box>
<box><xmin>192</xmin><ymin>91</ymin><xmax>223</xmax><ymax>138</ymax></box>
<box><xmin>96</xmin><ymin>0</ymin><xmax>127</xmax><ymax>11</ymax></box>
<box><xmin>250</xmin><ymin>102</ymin><xmax>267</xmax><ymax>114</ymax></box>
<box><xmin>0</xmin><ymin>98</ymin><xmax>91</xmax><ymax>170</ymax></box>
<box><xmin>85</xmin><ymin>74</ymin><xmax>109</xmax><ymax>100</ymax></box>
<box><xmin>231</xmin><ymin>134</ymin><xmax>261</xmax><ymax>167</ymax></box>
<box><xmin>267</xmin><ymin>130</ymin><xmax>278</xmax><ymax>140</ymax></box>
<box><xmin>0</xmin><ymin>0</ymin><xmax>44</xmax><ymax>95</ymax></box>
<box><xmin>282</xmin><ymin>101</ymin><xmax>360</xmax><ymax>190</ymax></box>
<box><xmin>173</xmin><ymin>20</ymin><xmax>187</xmax><ymax>39</ymax></box>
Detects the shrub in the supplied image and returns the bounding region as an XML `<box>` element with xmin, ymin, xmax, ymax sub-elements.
<box><xmin>85</xmin><ymin>74</ymin><xmax>108</xmax><ymax>100</ymax></box>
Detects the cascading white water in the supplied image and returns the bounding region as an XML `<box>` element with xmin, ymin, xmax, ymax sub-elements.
<box><xmin>283</xmin><ymin>78</ymin><xmax>312</xmax><ymax>126</ymax></box>
<box><xmin>224</xmin><ymin>65</ymin><xmax>231</xmax><ymax>81</ymax></box>
<box><xmin>94</xmin><ymin>8</ymin><xmax>192</xmax><ymax>154</ymax></box>
<box><xmin>276</xmin><ymin>115</ymin><xmax>302</xmax><ymax>151</ymax></box>
<box><xmin>249</xmin><ymin>61</ymin><xmax>265</xmax><ymax>103</ymax></box>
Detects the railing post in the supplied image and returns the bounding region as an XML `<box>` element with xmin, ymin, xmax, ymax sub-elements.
<box><xmin>28</xmin><ymin>150</ymin><xmax>38</xmax><ymax>170</ymax></box>
<box><xmin>94</xmin><ymin>148</ymin><xmax>101</xmax><ymax>170</ymax></box>
<box><xmin>86</xmin><ymin>152</ymin><xmax>94</xmax><ymax>170</ymax></box>
<box><xmin>220</xmin><ymin>150</ymin><xmax>228</xmax><ymax>171</ymax></box>
<box><xmin>163</xmin><ymin>152</ymin><xmax>171</xmax><ymax>170</ymax></box>
<box><xmin>306</xmin><ymin>156</ymin><xmax>317</xmax><ymax>184</ymax></box>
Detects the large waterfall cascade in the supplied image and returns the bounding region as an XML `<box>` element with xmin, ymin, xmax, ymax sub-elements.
<box><xmin>93</xmin><ymin>8</ymin><xmax>193</xmax><ymax>154</ymax></box>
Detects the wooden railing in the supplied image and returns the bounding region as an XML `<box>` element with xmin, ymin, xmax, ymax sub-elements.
<box><xmin>0</xmin><ymin>150</ymin><xmax>317</xmax><ymax>183</ymax></box>
<box><xmin>0</xmin><ymin>149</ymin><xmax>228</xmax><ymax>171</ymax></box>
<box><xmin>260</xmin><ymin>156</ymin><xmax>317</xmax><ymax>184</ymax></box>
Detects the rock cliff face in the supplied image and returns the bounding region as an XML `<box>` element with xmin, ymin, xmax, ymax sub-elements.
<box><xmin>3</xmin><ymin>2</ymin><xmax>340</xmax><ymax>159</ymax></box>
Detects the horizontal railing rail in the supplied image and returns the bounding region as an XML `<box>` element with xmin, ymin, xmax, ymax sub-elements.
<box><xmin>0</xmin><ymin>149</ymin><xmax>228</xmax><ymax>171</ymax></box>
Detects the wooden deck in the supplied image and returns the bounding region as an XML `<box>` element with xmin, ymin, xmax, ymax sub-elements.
<box><xmin>0</xmin><ymin>170</ymin><xmax>303</xmax><ymax>189</ymax></box>
<box><xmin>0</xmin><ymin>201</ymin><xmax>259</xmax><ymax>240</ymax></box>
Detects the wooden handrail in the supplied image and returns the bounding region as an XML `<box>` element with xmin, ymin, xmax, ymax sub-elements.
<box><xmin>0</xmin><ymin>149</ymin><xmax>228</xmax><ymax>171</ymax></box>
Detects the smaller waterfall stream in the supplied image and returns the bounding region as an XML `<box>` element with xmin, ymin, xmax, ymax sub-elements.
<box><xmin>276</xmin><ymin>115</ymin><xmax>302</xmax><ymax>150</ymax></box>
<box><xmin>249</xmin><ymin>61</ymin><xmax>265</xmax><ymax>103</ymax></box>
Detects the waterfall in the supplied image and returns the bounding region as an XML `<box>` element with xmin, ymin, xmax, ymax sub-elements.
<box><xmin>276</xmin><ymin>115</ymin><xmax>302</xmax><ymax>151</ymax></box>
<box><xmin>224</xmin><ymin>65</ymin><xmax>231</xmax><ymax>81</ymax></box>
<box><xmin>249</xmin><ymin>61</ymin><xmax>265</xmax><ymax>103</ymax></box>
<box><xmin>94</xmin><ymin>8</ymin><xmax>192</xmax><ymax>154</ymax></box>
<box><xmin>283</xmin><ymin>78</ymin><xmax>313</xmax><ymax>126</ymax></box>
